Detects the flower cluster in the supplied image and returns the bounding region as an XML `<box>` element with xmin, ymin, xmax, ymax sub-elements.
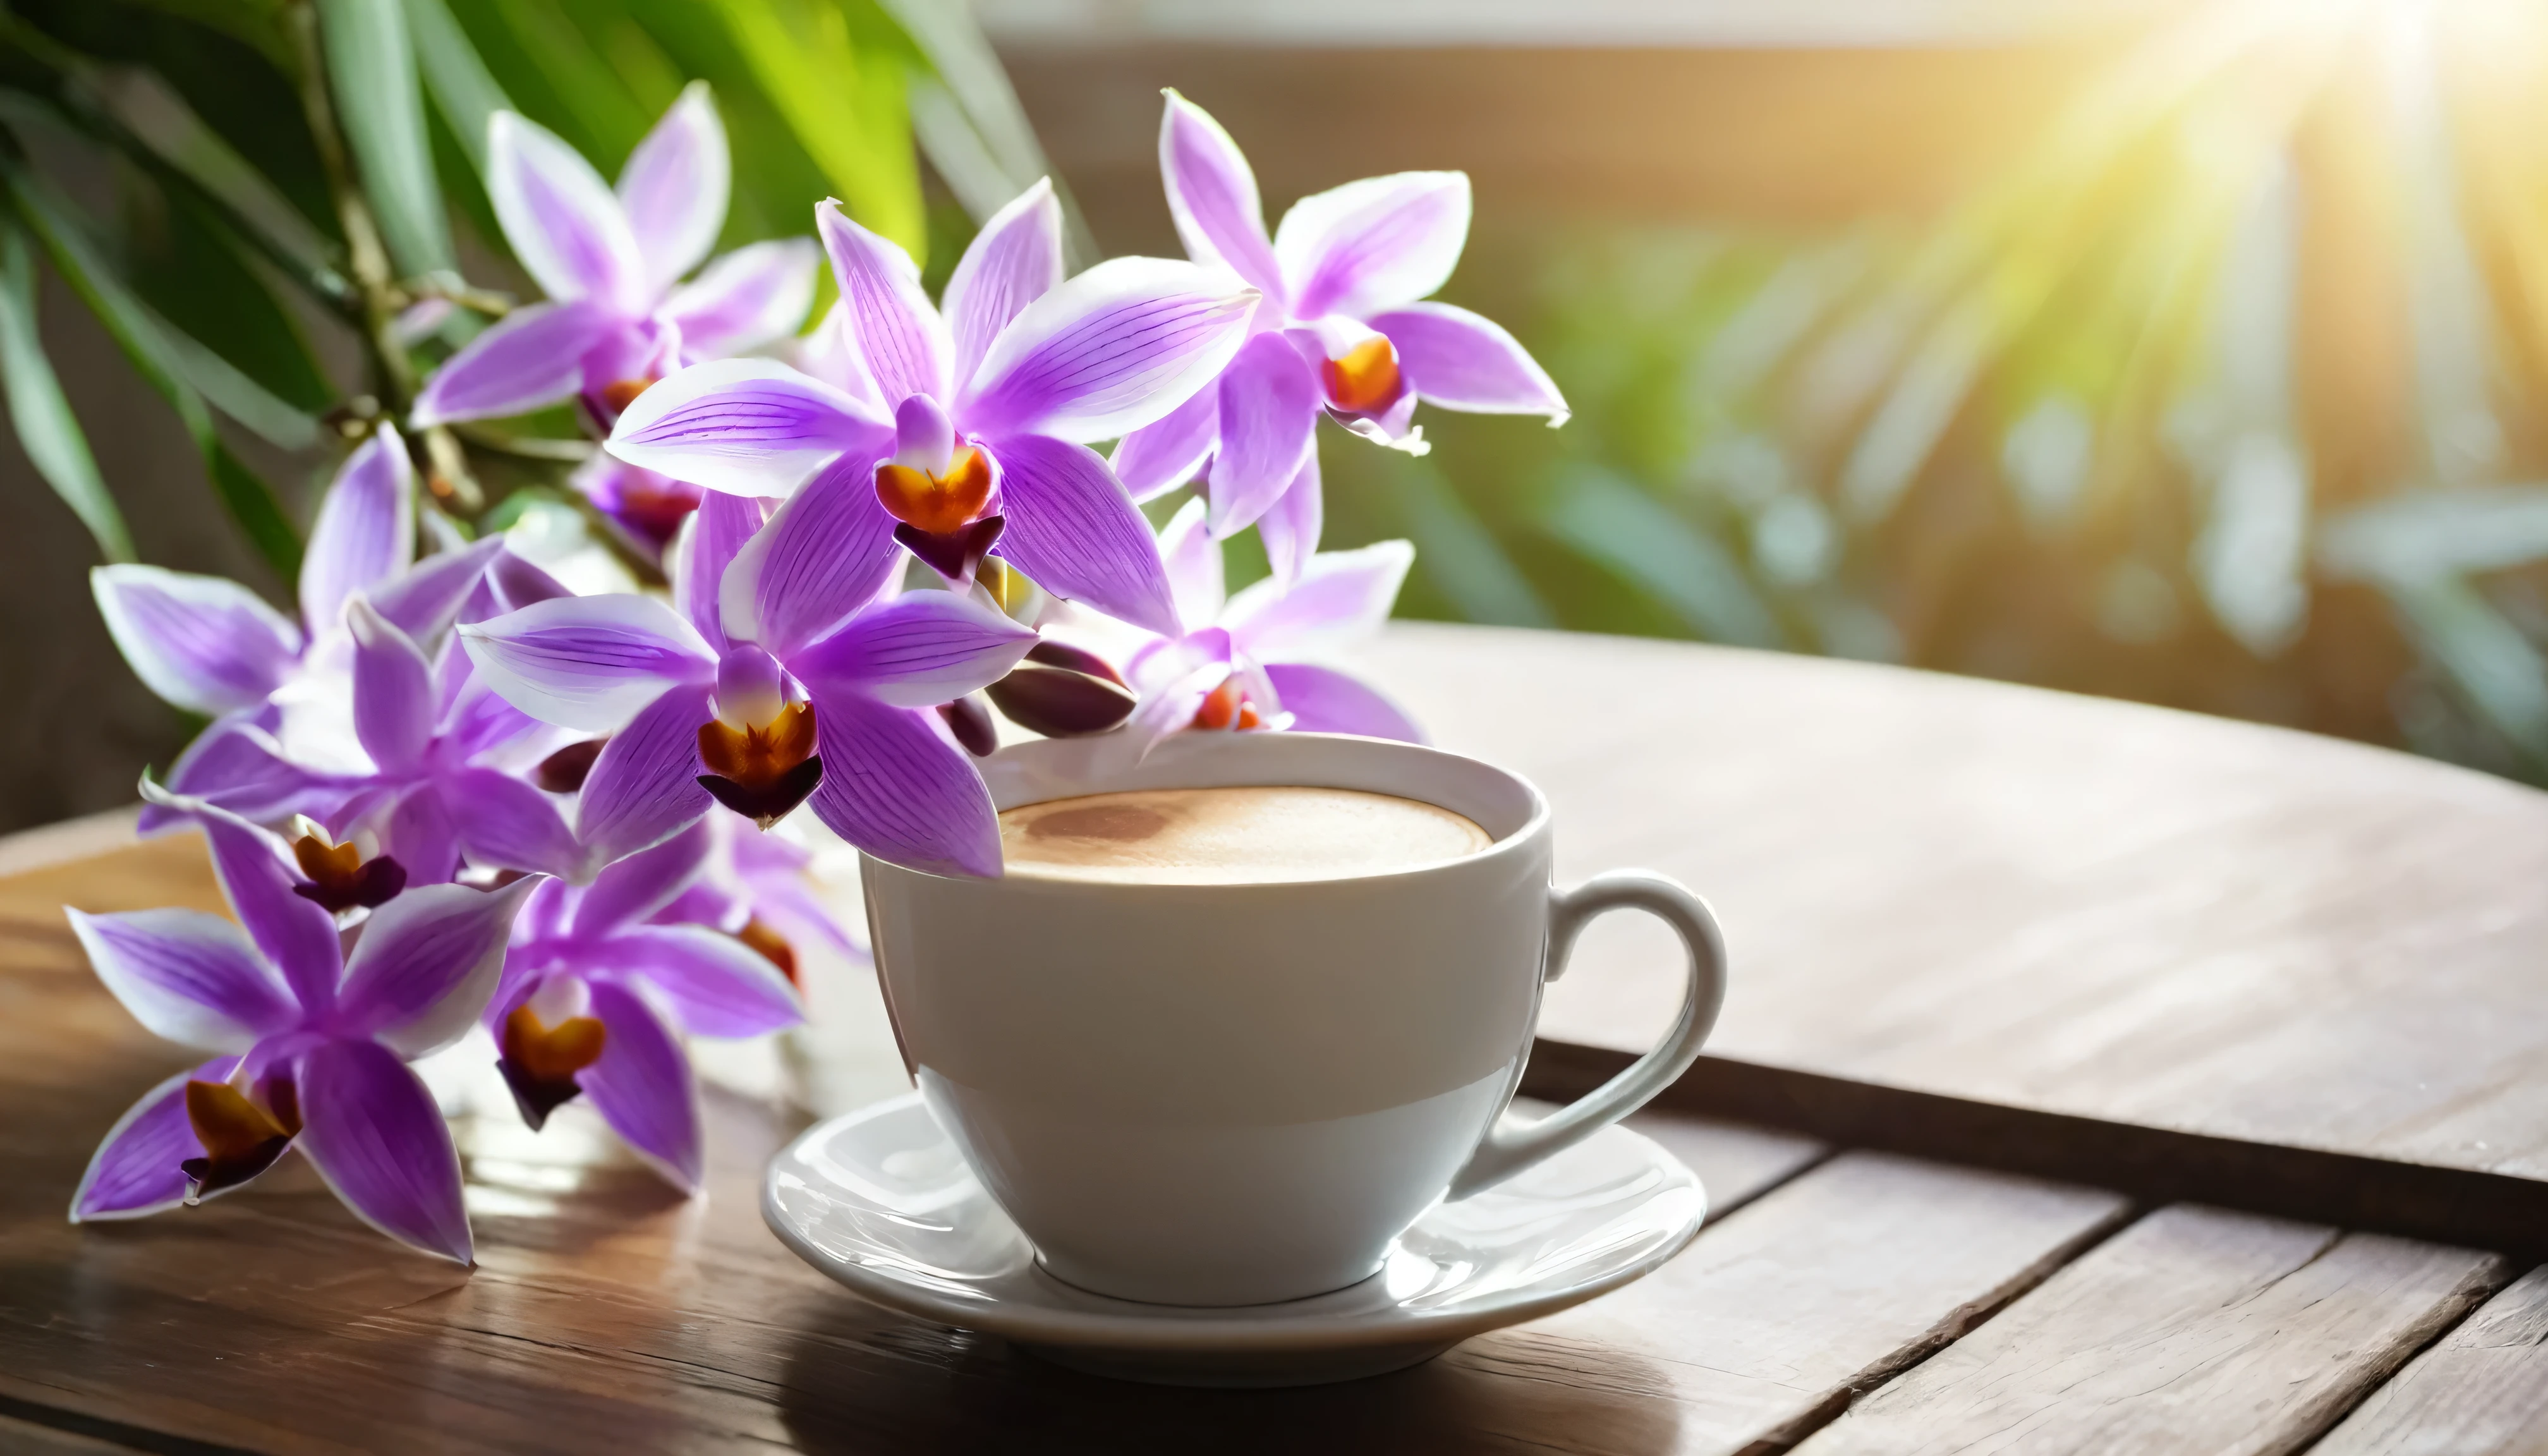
<box><xmin>70</xmin><ymin>90</ymin><xmax>1559</xmax><ymax>1260</ymax></box>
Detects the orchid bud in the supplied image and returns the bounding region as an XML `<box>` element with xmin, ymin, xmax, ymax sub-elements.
<box><xmin>986</xmin><ymin>664</ymin><xmax>1137</xmax><ymax>737</ymax></box>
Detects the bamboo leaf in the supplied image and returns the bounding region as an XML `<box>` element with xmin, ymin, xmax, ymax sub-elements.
<box><xmin>0</xmin><ymin>220</ymin><xmax>133</xmax><ymax>562</ymax></box>
<box><xmin>1382</xmin><ymin>456</ymin><xmax>1553</xmax><ymax>629</ymax></box>
<box><xmin>1542</xmin><ymin>469</ymin><xmax>1783</xmax><ymax>647</ymax></box>
<box><xmin>315</xmin><ymin>0</ymin><xmax>454</xmax><ymax>276</ymax></box>
<box><xmin>878</xmin><ymin>0</ymin><xmax>1095</xmax><ymax>266</ymax></box>
<box><xmin>2391</xmin><ymin>578</ymin><xmax>2548</xmax><ymax>758</ymax></box>
<box><xmin>5</xmin><ymin>160</ymin><xmax>300</xmax><ymax>580</ymax></box>
<box><xmin>722</xmin><ymin>0</ymin><xmax>923</xmax><ymax>257</ymax></box>
<box><xmin>403</xmin><ymin>0</ymin><xmax>511</xmax><ymax>176</ymax></box>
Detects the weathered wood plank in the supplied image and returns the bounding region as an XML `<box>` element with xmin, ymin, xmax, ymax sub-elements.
<box><xmin>2314</xmin><ymin>1263</ymin><xmax>2548</xmax><ymax>1456</ymax></box>
<box><xmin>1444</xmin><ymin>1152</ymin><xmax>2128</xmax><ymax>1456</ymax></box>
<box><xmin>0</xmin><ymin>1409</ymin><xmax>148</xmax><ymax>1454</ymax></box>
<box><xmin>1364</xmin><ymin>624</ymin><xmax>2548</xmax><ymax>1196</ymax></box>
<box><xmin>1792</xmin><ymin>1203</ymin><xmax>2508</xmax><ymax>1456</ymax></box>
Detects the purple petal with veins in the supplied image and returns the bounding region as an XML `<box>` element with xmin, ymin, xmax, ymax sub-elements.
<box><xmin>724</xmin><ymin>456</ymin><xmax>903</xmax><ymax>657</ymax></box>
<box><xmin>806</xmin><ymin>690</ymin><xmax>1002</xmax><ymax>877</ymax></box>
<box><xmin>816</xmin><ymin>202</ymin><xmax>950</xmax><ymax>405</ymax></box>
<box><xmin>347</xmin><ymin>599</ymin><xmax>435</xmax><ymax>774</ymax></box>
<box><xmin>294</xmin><ymin>1037</ymin><xmax>474</xmax><ymax>1264</ymax></box>
<box><xmin>961</xmin><ymin>257</ymin><xmax>1258</xmax><ymax>444</ymax></box>
<box><xmin>372</xmin><ymin>537</ymin><xmax>507</xmax><ymax>647</ymax></box>
<box><xmin>574</xmin><ymin>681</ymin><xmax>715</xmax><ymax>866</ymax></box>
<box><xmin>1261</xmin><ymin>662</ymin><xmax>1424</xmax><ymax>743</ymax></box>
<box><xmin>1273</xmin><ymin>171</ymin><xmax>1471</xmax><ymax>321</ymax></box>
<box><xmin>666</xmin><ymin>239</ymin><xmax>820</xmax><ymax>358</ymax></box>
<box><xmin>1369</xmin><ymin>302</ymin><xmax>1568</xmax><ymax>423</ymax></box>
<box><xmin>70</xmin><ymin>1056</ymin><xmax>238</xmax><ymax>1221</ymax></box>
<box><xmin>788</xmin><ymin>592</ymin><xmax>1036</xmax><ymax>709</ymax></box>
<box><xmin>91</xmin><ymin>565</ymin><xmax>303</xmax><ymax>717</ymax></box>
<box><xmin>1256</xmin><ymin>449</ymin><xmax>1324</xmax><ymax>583</ymax></box>
<box><xmin>573</xmin><ymin>818</ymin><xmax>712</xmax><ymax>937</ymax></box>
<box><xmin>1108</xmin><ymin>379</ymin><xmax>1218</xmax><ymax>503</ymax></box>
<box><xmin>1222</xmin><ymin>538</ymin><xmax>1413</xmax><ymax>662</ymax></box>
<box><xmin>616</xmin><ymin>82</ymin><xmax>729</xmax><ymax>297</ymax></box>
<box><xmin>589</xmin><ymin>925</ymin><xmax>802</xmax><ymax>1037</ymax></box>
<box><xmin>579</xmin><ymin>980</ymin><xmax>703</xmax><ymax>1192</ymax></box>
<box><xmin>445</xmin><ymin>768</ymin><xmax>587</xmax><ymax>883</ymax></box>
<box><xmin>301</xmin><ymin>428</ymin><xmax>416</xmax><ymax>640</ymax></box>
<box><xmin>981</xmin><ymin>434</ymin><xmax>1180</xmax><ymax>635</ymax></box>
<box><xmin>488</xmin><ymin>111</ymin><xmax>647</xmax><ymax>312</ymax></box>
<box><xmin>1206</xmin><ymin>332</ymin><xmax>1320</xmax><ymax>535</ymax></box>
<box><xmin>67</xmin><ymin>908</ymin><xmax>297</xmax><ymax>1052</ymax></box>
<box><xmin>460</xmin><ymin>595</ymin><xmax>718</xmax><ymax>734</ymax></box>
<box><xmin>151</xmin><ymin>791</ymin><xmax>343</xmax><ymax>1013</ymax></box>
<box><xmin>336</xmin><ymin>877</ymin><xmax>538</xmax><ymax>1057</ymax></box>
<box><xmin>410</xmin><ymin>300</ymin><xmax>622</xmax><ymax>427</ymax></box>
<box><xmin>942</xmin><ymin>179</ymin><xmax>1062</xmax><ymax>386</ymax></box>
<box><xmin>1159</xmin><ymin>92</ymin><xmax>1285</xmax><ymax>301</ymax></box>
<box><xmin>607</xmin><ymin>358</ymin><xmax>890</xmax><ymax>499</ymax></box>
<box><xmin>677</xmin><ymin>491</ymin><xmax>766</xmax><ymax>651</ymax></box>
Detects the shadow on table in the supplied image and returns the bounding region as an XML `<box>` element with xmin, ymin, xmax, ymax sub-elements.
<box><xmin>774</xmin><ymin>1303</ymin><xmax>1682</xmax><ymax>1455</ymax></box>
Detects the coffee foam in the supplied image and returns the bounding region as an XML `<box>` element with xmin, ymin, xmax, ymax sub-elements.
<box><xmin>998</xmin><ymin>786</ymin><xmax>1494</xmax><ymax>885</ymax></box>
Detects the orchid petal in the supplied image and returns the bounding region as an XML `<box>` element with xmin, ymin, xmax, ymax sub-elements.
<box><xmin>665</xmin><ymin>239</ymin><xmax>820</xmax><ymax>358</ymax></box>
<box><xmin>1257</xmin><ymin>448</ymin><xmax>1324</xmax><ymax>583</ymax></box>
<box><xmin>592</xmin><ymin>925</ymin><xmax>802</xmax><ymax>1037</ymax></box>
<box><xmin>983</xmin><ymin>434</ymin><xmax>1180</xmax><ymax>635</ymax></box>
<box><xmin>815</xmin><ymin>201</ymin><xmax>950</xmax><ymax>404</ymax></box>
<box><xmin>617</xmin><ymin>82</ymin><xmax>729</xmax><ymax>297</ymax></box>
<box><xmin>1126</xmin><ymin>624</ymin><xmax>1232</xmax><ymax>693</ymax></box>
<box><xmin>1122</xmin><ymin>658</ymin><xmax>1230</xmax><ymax>760</ymax></box>
<box><xmin>575</xmin><ymin>681</ymin><xmax>715</xmax><ymax>865</ymax></box>
<box><xmin>1109</xmin><ymin>380</ymin><xmax>1218</xmax><ymax>502</ymax></box>
<box><xmin>410</xmin><ymin>300</ymin><xmax>622</xmax><ymax>427</ymax></box>
<box><xmin>344</xmin><ymin>782</ymin><xmax>462</xmax><ymax>889</ymax></box>
<box><xmin>1160</xmin><ymin>92</ymin><xmax>1285</xmax><ymax>301</ymax></box>
<box><xmin>1157</xmin><ymin>497</ymin><xmax>1224</xmax><ymax>631</ymax></box>
<box><xmin>1369</xmin><ymin>301</ymin><xmax>1568</xmax><ymax>422</ymax></box>
<box><xmin>943</xmin><ymin>179</ymin><xmax>1062</xmax><ymax>387</ymax></box>
<box><xmin>92</xmin><ymin>566</ymin><xmax>302</xmax><ymax>717</ymax></box>
<box><xmin>580</xmin><ymin>980</ymin><xmax>703</xmax><ymax>1192</ymax></box>
<box><xmin>68</xmin><ymin>909</ymin><xmax>297</xmax><ymax>1051</ymax></box>
<box><xmin>722</xmin><ymin>455</ymin><xmax>902</xmax><ymax>657</ymax></box>
<box><xmin>1260</xmin><ymin>661</ymin><xmax>1424</xmax><ymax>743</ymax></box>
<box><xmin>295</xmin><ymin>1038</ymin><xmax>473</xmax><ymax>1264</ymax></box>
<box><xmin>1275</xmin><ymin>171</ymin><xmax>1471</xmax><ymax>320</ymax></box>
<box><xmin>70</xmin><ymin>1056</ymin><xmax>239</xmax><ymax>1220</ymax></box>
<box><xmin>1206</xmin><ymin>332</ymin><xmax>1320</xmax><ymax>535</ymax></box>
<box><xmin>148</xmin><ymin>717</ymin><xmax>358</xmax><ymax>828</ymax></box>
<box><xmin>675</xmin><ymin>490</ymin><xmax>766</xmax><ymax>652</ymax></box>
<box><xmin>487</xmin><ymin>549</ymin><xmax>571</xmax><ymax>614</ymax></box>
<box><xmin>446</xmin><ymin>768</ymin><xmax>588</xmax><ymax>882</ymax></box>
<box><xmin>459</xmin><ymin>595</ymin><xmax>717</xmax><ymax>734</ymax></box>
<box><xmin>372</xmin><ymin>537</ymin><xmax>507</xmax><ymax>647</ymax></box>
<box><xmin>794</xmin><ymin>300</ymin><xmax>886</xmax><ymax>415</ymax></box>
<box><xmin>962</xmin><ymin>257</ymin><xmax>1258</xmax><ymax>443</ymax></box>
<box><xmin>789</xmin><ymin>591</ymin><xmax>1036</xmax><ymax>709</ymax></box>
<box><xmin>607</xmin><ymin>358</ymin><xmax>890</xmax><ymax>499</ymax></box>
<box><xmin>806</xmin><ymin>691</ymin><xmax>1001</xmax><ymax>877</ymax></box>
<box><xmin>147</xmin><ymin>789</ymin><xmax>344</xmax><ymax>1012</ymax></box>
<box><xmin>574</xmin><ymin>817</ymin><xmax>711</xmax><ymax>937</ymax></box>
<box><xmin>488</xmin><ymin>111</ymin><xmax>646</xmax><ymax>312</ymax></box>
<box><xmin>346</xmin><ymin>598</ymin><xmax>435</xmax><ymax>774</ymax></box>
<box><xmin>337</xmin><ymin>877</ymin><xmax>539</xmax><ymax>1057</ymax></box>
<box><xmin>1223</xmin><ymin>539</ymin><xmax>1413</xmax><ymax>661</ymax></box>
<box><xmin>301</xmin><ymin>428</ymin><xmax>416</xmax><ymax>638</ymax></box>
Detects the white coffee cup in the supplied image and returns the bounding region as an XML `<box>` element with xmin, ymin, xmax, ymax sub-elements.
<box><xmin>860</xmin><ymin>731</ymin><xmax>1727</xmax><ymax>1307</ymax></box>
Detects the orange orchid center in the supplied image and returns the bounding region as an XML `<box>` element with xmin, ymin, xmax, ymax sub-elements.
<box><xmin>737</xmin><ymin>918</ymin><xmax>799</xmax><ymax>988</ymax></box>
<box><xmin>875</xmin><ymin>448</ymin><xmax>994</xmax><ymax>535</ymax></box>
<box><xmin>502</xmin><ymin>1003</ymin><xmax>608</xmax><ymax>1083</ymax></box>
<box><xmin>182</xmin><ymin>1076</ymin><xmax>301</xmax><ymax>1203</ymax></box>
<box><xmin>597</xmin><ymin>377</ymin><xmax>655</xmax><ymax>416</ymax></box>
<box><xmin>1323</xmin><ymin>337</ymin><xmax>1402</xmax><ymax>414</ymax></box>
<box><xmin>288</xmin><ymin>828</ymin><xmax>406</xmax><ymax>913</ymax></box>
<box><xmin>292</xmin><ymin>833</ymin><xmax>361</xmax><ymax>887</ymax></box>
<box><xmin>1191</xmin><ymin>677</ymin><xmax>1266</xmax><ymax>732</ymax></box>
<box><xmin>698</xmin><ymin>701</ymin><xmax>818</xmax><ymax>796</ymax></box>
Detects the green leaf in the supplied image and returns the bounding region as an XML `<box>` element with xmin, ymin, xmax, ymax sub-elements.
<box><xmin>2391</xmin><ymin>578</ymin><xmax>2548</xmax><ymax>758</ymax></box>
<box><xmin>117</xmin><ymin>0</ymin><xmax>294</xmax><ymax>71</ymax></box>
<box><xmin>722</xmin><ymin>0</ymin><xmax>923</xmax><ymax>257</ymax></box>
<box><xmin>2320</xmin><ymin>485</ymin><xmax>2548</xmax><ymax>586</ymax></box>
<box><xmin>4</xmin><ymin>159</ymin><xmax>299</xmax><ymax>580</ymax></box>
<box><xmin>1383</xmin><ymin>456</ymin><xmax>1553</xmax><ymax>629</ymax></box>
<box><xmin>1541</xmin><ymin>469</ymin><xmax>1784</xmax><ymax>647</ymax></box>
<box><xmin>877</xmin><ymin>0</ymin><xmax>1093</xmax><ymax>266</ymax></box>
<box><xmin>315</xmin><ymin>0</ymin><xmax>454</xmax><ymax>276</ymax></box>
<box><xmin>0</xmin><ymin>219</ymin><xmax>132</xmax><ymax>562</ymax></box>
<box><xmin>402</xmin><ymin>0</ymin><xmax>510</xmax><ymax>175</ymax></box>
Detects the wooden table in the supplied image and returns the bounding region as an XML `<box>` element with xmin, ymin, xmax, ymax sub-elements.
<box><xmin>3</xmin><ymin>625</ymin><xmax>2545</xmax><ymax>1454</ymax></box>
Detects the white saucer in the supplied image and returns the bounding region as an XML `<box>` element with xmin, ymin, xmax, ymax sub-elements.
<box><xmin>762</xmin><ymin>1093</ymin><xmax>1707</xmax><ymax>1386</ymax></box>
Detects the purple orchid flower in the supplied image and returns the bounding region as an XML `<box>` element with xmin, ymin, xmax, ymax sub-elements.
<box><xmin>1113</xmin><ymin>92</ymin><xmax>1570</xmax><ymax>580</ymax></box>
<box><xmin>486</xmin><ymin>818</ymin><xmax>802</xmax><ymax>1191</ymax></box>
<box><xmin>458</xmin><ymin>481</ymin><xmax>1040</xmax><ymax>877</ymax></box>
<box><xmin>90</xmin><ymin>427</ymin><xmax>502</xmax><ymax>832</ymax></box>
<box><xmin>604</xmin><ymin>179</ymin><xmax>1259</xmax><ymax>635</ymax></box>
<box><xmin>410</xmin><ymin>84</ymin><xmax>819</xmax><ymax>452</ymax></box>
<box><xmin>69</xmin><ymin>791</ymin><xmax>538</xmax><ymax>1263</ymax></box>
<box><xmin>1117</xmin><ymin>497</ymin><xmax>1423</xmax><ymax>754</ymax></box>
<box><xmin>650</xmin><ymin>811</ymin><xmax>860</xmax><ymax>980</ymax></box>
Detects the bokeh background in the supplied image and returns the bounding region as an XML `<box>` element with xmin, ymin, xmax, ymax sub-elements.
<box><xmin>8</xmin><ymin>0</ymin><xmax>2548</xmax><ymax>833</ymax></box>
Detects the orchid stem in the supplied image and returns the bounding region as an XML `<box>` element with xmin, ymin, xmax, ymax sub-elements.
<box><xmin>421</xmin><ymin>425</ymin><xmax>486</xmax><ymax>515</ymax></box>
<box><xmin>284</xmin><ymin>1</ymin><xmax>419</xmax><ymax>418</ymax></box>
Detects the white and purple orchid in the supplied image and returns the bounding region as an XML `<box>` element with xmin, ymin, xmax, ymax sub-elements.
<box><xmin>1115</xmin><ymin>92</ymin><xmax>1568</xmax><ymax>579</ymax></box>
<box><xmin>409</xmin><ymin>85</ymin><xmax>820</xmax><ymax>549</ymax></box>
<box><xmin>605</xmin><ymin>180</ymin><xmax>1258</xmax><ymax>634</ymax></box>
<box><xmin>92</xmin><ymin>428</ymin><xmax>502</xmax><ymax>832</ymax></box>
<box><xmin>458</xmin><ymin>480</ymin><xmax>1039</xmax><ymax>878</ymax></box>
<box><xmin>486</xmin><ymin>818</ymin><xmax>802</xmax><ymax>1191</ymax></box>
<box><xmin>1115</xmin><ymin>498</ymin><xmax>1424</xmax><ymax>755</ymax></box>
<box><xmin>70</xmin><ymin>793</ymin><xmax>538</xmax><ymax>1263</ymax></box>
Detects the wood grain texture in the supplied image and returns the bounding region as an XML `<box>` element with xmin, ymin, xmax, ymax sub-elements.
<box><xmin>2313</xmin><ymin>1263</ymin><xmax>2548</xmax><ymax>1456</ymax></box>
<box><xmin>1445</xmin><ymin>1152</ymin><xmax>2129</xmax><ymax>1456</ymax></box>
<box><xmin>0</xmin><ymin>839</ymin><xmax>1841</xmax><ymax>1453</ymax></box>
<box><xmin>1365</xmin><ymin>624</ymin><xmax>2548</xmax><ymax>1187</ymax></box>
<box><xmin>1792</xmin><ymin>1203</ymin><xmax>2508</xmax><ymax>1456</ymax></box>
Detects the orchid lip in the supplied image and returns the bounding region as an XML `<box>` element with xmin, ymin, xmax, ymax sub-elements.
<box><xmin>497</xmin><ymin>998</ymin><xmax>607</xmax><ymax>1131</ymax></box>
<box><xmin>181</xmin><ymin>1075</ymin><xmax>300</xmax><ymax>1203</ymax></box>
<box><xmin>697</xmin><ymin>697</ymin><xmax>822</xmax><ymax>830</ymax></box>
<box><xmin>895</xmin><ymin>515</ymin><xmax>1005</xmax><ymax>586</ymax></box>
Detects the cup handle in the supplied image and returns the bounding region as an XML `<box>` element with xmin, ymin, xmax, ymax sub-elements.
<box><xmin>1445</xmin><ymin>870</ymin><xmax>1728</xmax><ymax>1201</ymax></box>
